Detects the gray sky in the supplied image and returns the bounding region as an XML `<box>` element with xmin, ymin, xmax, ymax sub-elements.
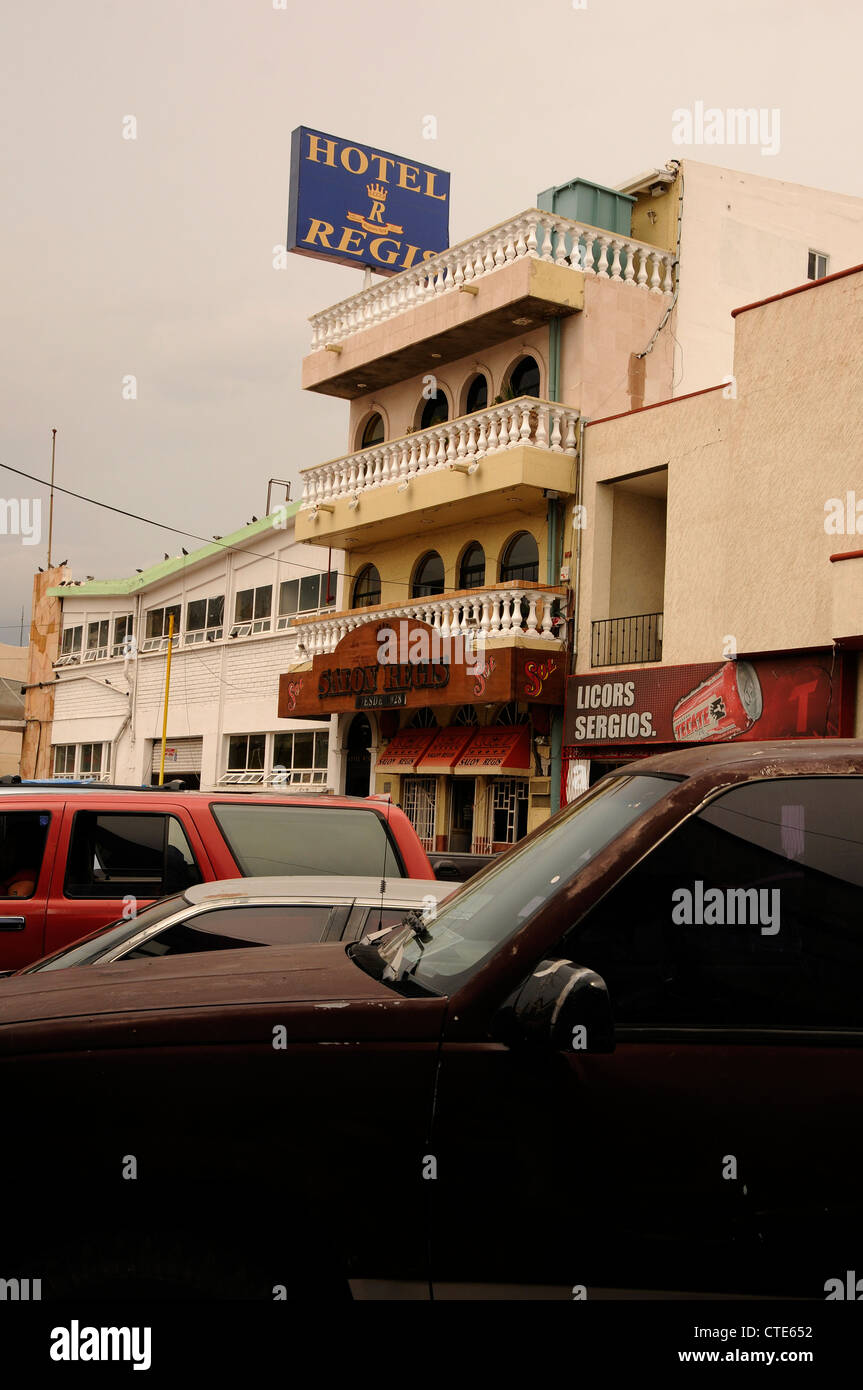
<box><xmin>2</xmin><ymin>0</ymin><xmax>861</xmax><ymax>639</ymax></box>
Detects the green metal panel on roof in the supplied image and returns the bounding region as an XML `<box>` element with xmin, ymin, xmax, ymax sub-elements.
<box><xmin>536</xmin><ymin>178</ymin><xmax>635</xmax><ymax>238</ymax></box>
<box><xmin>46</xmin><ymin>502</ymin><xmax>302</xmax><ymax>598</ymax></box>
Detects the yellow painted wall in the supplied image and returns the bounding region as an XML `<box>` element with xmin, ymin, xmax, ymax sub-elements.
<box><xmin>345</xmin><ymin>506</ymin><xmax>548</xmax><ymax>607</ymax></box>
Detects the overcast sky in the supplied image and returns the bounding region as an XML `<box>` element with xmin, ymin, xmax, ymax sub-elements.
<box><xmin>1</xmin><ymin>0</ymin><xmax>861</xmax><ymax>640</ymax></box>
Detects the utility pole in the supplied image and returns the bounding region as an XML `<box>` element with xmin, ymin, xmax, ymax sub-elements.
<box><xmin>47</xmin><ymin>428</ymin><xmax>57</xmax><ymax>569</ymax></box>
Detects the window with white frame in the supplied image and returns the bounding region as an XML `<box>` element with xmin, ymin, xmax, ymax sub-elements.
<box><xmin>268</xmin><ymin>729</ymin><xmax>329</xmax><ymax>786</ymax></box>
<box><xmin>220</xmin><ymin>733</ymin><xmax>267</xmax><ymax>784</ymax></box>
<box><xmin>52</xmin><ymin>742</ymin><xmax>110</xmax><ymax>781</ymax></box>
<box><xmin>56</xmin><ymin>624</ymin><xmax>83</xmax><ymax>666</ymax></box>
<box><xmin>185</xmin><ymin>595</ymin><xmax>224</xmax><ymax>644</ymax></box>
<box><xmin>112</xmin><ymin>614</ymin><xmax>134</xmax><ymax>657</ymax></box>
<box><xmin>231</xmin><ymin>585</ymin><xmax>272</xmax><ymax>638</ymax></box>
<box><xmin>52</xmin><ymin>745</ymin><xmax>76</xmax><ymax>777</ymax></box>
<box><xmin>277</xmin><ymin>572</ymin><xmax>337</xmax><ymax>628</ymax></box>
<box><xmin>807</xmin><ymin>250</ymin><xmax>829</xmax><ymax>280</ymax></box>
<box><xmin>84</xmin><ymin>619</ymin><xmax>110</xmax><ymax>662</ymax></box>
<box><xmin>142</xmin><ymin>604</ymin><xmax>181</xmax><ymax>651</ymax></box>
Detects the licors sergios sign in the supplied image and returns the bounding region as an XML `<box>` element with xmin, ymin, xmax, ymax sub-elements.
<box><xmin>287</xmin><ymin>127</ymin><xmax>450</xmax><ymax>274</ymax></box>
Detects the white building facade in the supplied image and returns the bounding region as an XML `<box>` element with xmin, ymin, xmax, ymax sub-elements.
<box><xmin>47</xmin><ymin>506</ymin><xmax>346</xmax><ymax>792</ymax></box>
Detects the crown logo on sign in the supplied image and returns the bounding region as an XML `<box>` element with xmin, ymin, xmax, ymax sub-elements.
<box><xmin>366</xmin><ymin>183</ymin><xmax>388</xmax><ymax>202</ymax></box>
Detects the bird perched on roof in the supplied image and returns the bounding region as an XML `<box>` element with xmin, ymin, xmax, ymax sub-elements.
<box><xmin>136</xmin><ymin>569</ymin><xmax>143</xmax><ymax>573</ymax></box>
<box><xmin>181</xmin><ymin>548</ymin><xmax>188</xmax><ymax>555</ymax></box>
<box><xmin>58</xmin><ymin>559</ymin><xmax>68</xmax><ymax>567</ymax></box>
<box><xmin>164</xmin><ymin>553</ymin><xmax>170</xmax><ymax>560</ymax></box>
<box><xmin>251</xmin><ymin>515</ymin><xmax>258</xmax><ymax>523</ymax></box>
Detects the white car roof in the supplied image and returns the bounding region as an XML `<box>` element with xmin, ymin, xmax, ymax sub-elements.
<box><xmin>184</xmin><ymin>876</ymin><xmax>454</xmax><ymax>907</ymax></box>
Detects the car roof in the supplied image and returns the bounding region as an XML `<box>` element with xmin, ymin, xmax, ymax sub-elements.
<box><xmin>182</xmin><ymin>876</ymin><xmax>454</xmax><ymax>906</ymax></box>
<box><xmin>615</xmin><ymin>738</ymin><xmax>863</xmax><ymax>780</ymax></box>
<box><xmin>0</xmin><ymin>785</ymin><xmax>397</xmax><ymax>810</ymax></box>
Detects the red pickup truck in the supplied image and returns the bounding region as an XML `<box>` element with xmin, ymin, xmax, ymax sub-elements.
<box><xmin>0</xmin><ymin>786</ymin><xmax>432</xmax><ymax>969</ymax></box>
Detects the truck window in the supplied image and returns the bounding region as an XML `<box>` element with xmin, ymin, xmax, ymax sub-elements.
<box><xmin>0</xmin><ymin>811</ymin><xmax>50</xmax><ymax>899</ymax></box>
<box><xmin>211</xmin><ymin>804</ymin><xmax>403</xmax><ymax>878</ymax></box>
<box><xmin>64</xmin><ymin>812</ymin><xmax>203</xmax><ymax>899</ymax></box>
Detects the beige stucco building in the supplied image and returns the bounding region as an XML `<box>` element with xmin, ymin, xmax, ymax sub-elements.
<box><xmin>563</xmin><ymin>261</ymin><xmax>863</xmax><ymax>797</ymax></box>
<box><xmin>0</xmin><ymin>642</ymin><xmax>28</xmax><ymax>778</ymax></box>
<box><xmin>282</xmin><ymin>158</ymin><xmax>863</xmax><ymax>852</ymax></box>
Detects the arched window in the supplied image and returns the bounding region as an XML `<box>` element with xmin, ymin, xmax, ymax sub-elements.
<box><xmin>453</xmin><ymin>705</ymin><xmax>478</xmax><ymax>726</ymax></box>
<box><xmin>500</xmin><ymin>532</ymin><xmax>539</xmax><ymax>584</ymax></box>
<box><xmin>353</xmin><ymin>564</ymin><xmax>381</xmax><ymax>608</ymax></box>
<box><xmin>420</xmin><ymin>393</ymin><xmax>449</xmax><ymax>430</ymax></box>
<box><xmin>412</xmin><ymin>551</ymin><xmax>445</xmax><ymax>599</ymax></box>
<box><xmin>459</xmin><ymin>542</ymin><xmax>486</xmax><ymax>590</ymax></box>
<box><xmin>409</xmin><ymin>707</ymin><xmax>438</xmax><ymax>728</ymax></box>
<box><xmin>464</xmin><ymin>373</ymin><xmax>489</xmax><ymax>415</ymax></box>
<box><xmin>359</xmin><ymin>413</ymin><xmax>384</xmax><ymax>449</ymax></box>
<box><xmin>507</xmin><ymin>355</ymin><xmax>540</xmax><ymax>399</ymax></box>
<box><xmin>495</xmin><ymin>702</ymin><xmax>528</xmax><ymax>725</ymax></box>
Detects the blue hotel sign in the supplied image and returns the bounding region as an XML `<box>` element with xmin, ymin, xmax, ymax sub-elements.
<box><xmin>287</xmin><ymin>127</ymin><xmax>450</xmax><ymax>275</ymax></box>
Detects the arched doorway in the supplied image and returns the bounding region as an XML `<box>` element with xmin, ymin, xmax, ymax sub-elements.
<box><xmin>345</xmin><ymin>713</ymin><xmax>372</xmax><ymax>797</ymax></box>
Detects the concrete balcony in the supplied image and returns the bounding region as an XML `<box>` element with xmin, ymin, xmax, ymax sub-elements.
<box><xmin>285</xmin><ymin>584</ymin><xmax>567</xmax><ymax>664</ymax></box>
<box><xmin>304</xmin><ymin>209</ymin><xmax>676</xmax><ymax>399</ymax></box>
<box><xmin>296</xmin><ymin>395</ymin><xmax>579</xmax><ymax>547</ymax></box>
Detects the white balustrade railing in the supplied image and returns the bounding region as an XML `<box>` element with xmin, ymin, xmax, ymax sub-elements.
<box><xmin>300</xmin><ymin>396</ymin><xmax>578</xmax><ymax>509</ymax></box>
<box><xmin>290</xmin><ymin>586</ymin><xmax>567</xmax><ymax>659</ymax></box>
<box><xmin>309</xmin><ymin>208</ymin><xmax>676</xmax><ymax>350</ymax></box>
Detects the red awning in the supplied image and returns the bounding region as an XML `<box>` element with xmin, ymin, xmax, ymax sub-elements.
<box><xmin>415</xmin><ymin>726</ymin><xmax>477</xmax><ymax>774</ymax></box>
<box><xmin>454</xmin><ymin>724</ymin><xmax>532</xmax><ymax>776</ymax></box>
<box><xmin>376</xmin><ymin>728</ymin><xmax>438</xmax><ymax>774</ymax></box>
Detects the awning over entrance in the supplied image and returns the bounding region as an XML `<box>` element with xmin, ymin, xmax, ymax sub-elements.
<box><xmin>415</xmin><ymin>726</ymin><xmax>476</xmax><ymax>774</ymax></box>
<box><xmin>454</xmin><ymin>725</ymin><xmax>532</xmax><ymax>776</ymax></box>
<box><xmin>376</xmin><ymin>728</ymin><xmax>438</xmax><ymax>774</ymax></box>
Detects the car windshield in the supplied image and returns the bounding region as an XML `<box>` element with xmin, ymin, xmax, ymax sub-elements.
<box><xmin>351</xmin><ymin>774</ymin><xmax>677</xmax><ymax>996</ymax></box>
<box><xmin>20</xmin><ymin>894</ymin><xmax>188</xmax><ymax>972</ymax></box>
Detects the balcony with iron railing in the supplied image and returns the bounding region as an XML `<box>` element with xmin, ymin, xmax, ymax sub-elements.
<box><xmin>286</xmin><ymin>583</ymin><xmax>568</xmax><ymax>663</ymax></box>
<box><xmin>591</xmin><ymin>612</ymin><xmax>663</xmax><ymax>667</ymax></box>
<box><xmin>296</xmin><ymin>395</ymin><xmax>579</xmax><ymax>546</ymax></box>
<box><xmin>303</xmin><ymin>209</ymin><xmax>676</xmax><ymax>398</ymax></box>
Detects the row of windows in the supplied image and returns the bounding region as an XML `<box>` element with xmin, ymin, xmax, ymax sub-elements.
<box><xmin>56</xmin><ymin>572</ymin><xmax>338</xmax><ymax>664</ymax></box>
<box><xmin>222</xmin><ymin>730</ymin><xmax>330</xmax><ymax>786</ymax></box>
<box><xmin>357</xmin><ymin>356</ymin><xmax>542</xmax><ymax>452</ymax></box>
<box><xmin>353</xmin><ymin>533</ymin><xmax>540</xmax><ymax>608</ymax></box>
<box><xmin>50</xmin><ymin>732</ymin><xmax>330</xmax><ymax>789</ymax></box>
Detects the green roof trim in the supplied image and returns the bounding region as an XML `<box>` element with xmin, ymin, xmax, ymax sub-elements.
<box><xmin>47</xmin><ymin>502</ymin><xmax>302</xmax><ymax>598</ymax></box>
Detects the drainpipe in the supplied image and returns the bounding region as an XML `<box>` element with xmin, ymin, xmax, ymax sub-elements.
<box><xmin>546</xmin><ymin>317</ymin><xmax>564</xmax><ymax>809</ymax></box>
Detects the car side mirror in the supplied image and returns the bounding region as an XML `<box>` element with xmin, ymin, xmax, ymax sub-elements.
<box><xmin>492</xmin><ymin>958</ymin><xmax>615</xmax><ymax>1054</ymax></box>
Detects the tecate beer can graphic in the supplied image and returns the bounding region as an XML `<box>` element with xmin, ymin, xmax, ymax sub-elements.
<box><xmin>672</xmin><ymin>661</ymin><xmax>763</xmax><ymax>743</ymax></box>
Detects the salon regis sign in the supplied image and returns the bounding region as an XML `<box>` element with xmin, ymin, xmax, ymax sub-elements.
<box><xmin>278</xmin><ymin>620</ymin><xmax>565</xmax><ymax>717</ymax></box>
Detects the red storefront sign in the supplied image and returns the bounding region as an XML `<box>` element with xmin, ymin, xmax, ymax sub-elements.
<box><xmin>279</xmin><ymin>619</ymin><xmax>566</xmax><ymax>718</ymax></box>
<box><xmin>564</xmin><ymin>653</ymin><xmax>848</xmax><ymax>748</ymax></box>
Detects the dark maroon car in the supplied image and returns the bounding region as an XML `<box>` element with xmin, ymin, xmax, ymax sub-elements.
<box><xmin>2</xmin><ymin>739</ymin><xmax>862</xmax><ymax>1299</ymax></box>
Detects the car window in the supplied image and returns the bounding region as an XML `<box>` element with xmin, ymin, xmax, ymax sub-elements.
<box><xmin>211</xmin><ymin>804</ymin><xmax>403</xmax><ymax>878</ymax></box>
<box><xmin>24</xmin><ymin>895</ymin><xmax>188</xmax><ymax>971</ymax></box>
<box><xmin>347</xmin><ymin>905</ymin><xmax>415</xmax><ymax>940</ymax></box>
<box><xmin>120</xmin><ymin>903</ymin><xmax>335</xmax><ymax>960</ymax></box>
<box><xmin>563</xmin><ymin>777</ymin><xmax>863</xmax><ymax>1029</ymax></box>
<box><xmin>0</xmin><ymin>810</ymin><xmax>50</xmax><ymax>900</ymax></box>
<box><xmin>64</xmin><ymin>812</ymin><xmax>203</xmax><ymax>899</ymax></box>
<box><xmin>363</xmin><ymin>773</ymin><xmax>676</xmax><ymax>994</ymax></box>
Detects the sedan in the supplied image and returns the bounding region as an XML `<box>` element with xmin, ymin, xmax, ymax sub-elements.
<box><xmin>11</xmin><ymin>875</ymin><xmax>454</xmax><ymax>973</ymax></box>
